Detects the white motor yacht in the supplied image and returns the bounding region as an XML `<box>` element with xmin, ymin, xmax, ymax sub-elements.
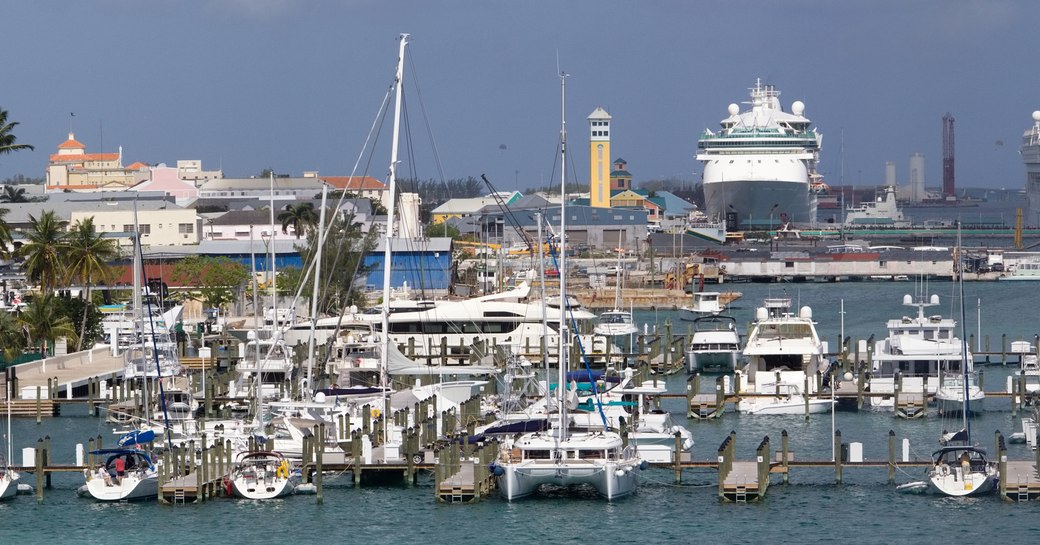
<box><xmin>869</xmin><ymin>294</ymin><xmax>967</xmax><ymax>412</ymax></box>
<box><xmin>736</xmin><ymin>298</ymin><xmax>831</xmax><ymax>415</ymax></box>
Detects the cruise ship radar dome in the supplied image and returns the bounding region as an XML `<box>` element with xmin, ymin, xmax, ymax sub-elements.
<box><xmin>1033</xmin><ymin>110</ymin><xmax>1040</xmax><ymax>122</ymax></box>
<box><xmin>791</xmin><ymin>101</ymin><xmax>805</xmax><ymax>116</ymax></box>
<box><xmin>728</xmin><ymin>103</ymin><xmax>740</xmax><ymax>116</ymax></box>
<box><xmin>903</xmin><ymin>294</ymin><xmax>912</xmax><ymax>305</ymax></box>
<box><xmin>799</xmin><ymin>306</ymin><xmax>812</xmax><ymax>320</ymax></box>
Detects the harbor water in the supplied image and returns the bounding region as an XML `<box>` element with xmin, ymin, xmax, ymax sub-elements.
<box><xmin>5</xmin><ymin>281</ymin><xmax>1040</xmax><ymax>544</ymax></box>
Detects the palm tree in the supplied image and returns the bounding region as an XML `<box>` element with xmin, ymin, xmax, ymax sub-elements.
<box><xmin>0</xmin><ymin>310</ymin><xmax>26</xmax><ymax>362</ymax></box>
<box><xmin>0</xmin><ymin>107</ymin><xmax>34</xmax><ymax>156</ymax></box>
<box><xmin>0</xmin><ymin>185</ymin><xmax>28</xmax><ymax>203</ymax></box>
<box><xmin>16</xmin><ymin>210</ymin><xmax>68</xmax><ymax>293</ymax></box>
<box><xmin>277</xmin><ymin>202</ymin><xmax>319</xmax><ymax>238</ymax></box>
<box><xmin>65</xmin><ymin>217</ymin><xmax>119</xmax><ymax>350</ymax></box>
<box><xmin>0</xmin><ymin>208</ymin><xmax>13</xmax><ymax>260</ymax></box>
<box><xmin>17</xmin><ymin>294</ymin><xmax>77</xmax><ymax>358</ymax></box>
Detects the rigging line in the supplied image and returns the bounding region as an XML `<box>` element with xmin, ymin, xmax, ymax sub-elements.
<box><xmin>406</xmin><ymin>52</ymin><xmax>448</xmax><ymax>184</ymax></box>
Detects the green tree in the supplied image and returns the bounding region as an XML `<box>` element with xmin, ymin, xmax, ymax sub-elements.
<box><xmin>16</xmin><ymin>210</ymin><xmax>68</xmax><ymax>293</ymax></box>
<box><xmin>65</xmin><ymin>217</ymin><xmax>120</xmax><ymax>350</ymax></box>
<box><xmin>18</xmin><ymin>294</ymin><xmax>78</xmax><ymax>357</ymax></box>
<box><xmin>276</xmin><ymin>266</ymin><xmax>303</xmax><ymax>297</ymax></box>
<box><xmin>0</xmin><ymin>208</ymin><xmax>13</xmax><ymax>260</ymax></box>
<box><xmin>426</xmin><ymin>221</ymin><xmax>460</xmax><ymax>239</ymax></box>
<box><xmin>0</xmin><ymin>310</ymin><xmax>26</xmax><ymax>362</ymax></box>
<box><xmin>172</xmin><ymin>256</ymin><xmax>250</xmax><ymax>311</ymax></box>
<box><xmin>0</xmin><ymin>108</ymin><xmax>34</xmax><ymax>156</ymax></box>
<box><xmin>277</xmin><ymin>202</ymin><xmax>319</xmax><ymax>238</ymax></box>
<box><xmin>0</xmin><ymin>185</ymin><xmax>28</xmax><ymax>203</ymax></box>
<box><xmin>295</xmin><ymin>215</ymin><xmax>376</xmax><ymax>315</ymax></box>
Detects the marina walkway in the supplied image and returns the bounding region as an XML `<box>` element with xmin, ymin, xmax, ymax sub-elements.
<box><xmin>6</xmin><ymin>346</ymin><xmax>124</xmax><ymax>400</ymax></box>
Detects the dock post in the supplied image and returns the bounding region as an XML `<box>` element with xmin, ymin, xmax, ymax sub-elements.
<box><xmin>856</xmin><ymin>366</ymin><xmax>865</xmax><ymax>411</ymax></box>
<box><xmin>1012</xmin><ymin>374</ymin><xmax>1019</xmax><ymax>418</ymax></box>
<box><xmin>781</xmin><ymin>430</ymin><xmax>790</xmax><ymax>484</ymax></box>
<box><xmin>316</xmin><ymin>422</ymin><xmax>324</xmax><ymax>505</ymax></box>
<box><xmin>756</xmin><ymin>436</ymin><xmax>770</xmax><ymax>499</ymax></box>
<box><xmin>44</xmin><ymin>435</ymin><xmax>51</xmax><ymax>489</ymax></box>
<box><xmin>834</xmin><ymin>430</ymin><xmax>843</xmax><ymax>485</ymax></box>
<box><xmin>803</xmin><ymin>374</ymin><xmax>810</xmax><ymax>420</ymax></box>
<box><xmin>979</xmin><ymin>368</ymin><xmax>985</xmax><ymax>391</ymax></box>
<box><xmin>673</xmin><ymin>431</ymin><xmax>682</xmax><ymax>484</ymax></box>
<box><xmin>894</xmin><ymin>372</ymin><xmax>901</xmax><ymax>417</ymax></box>
<box><xmin>888</xmin><ymin>430</ymin><xmax>896</xmax><ymax>484</ymax></box>
<box><xmin>35</xmin><ymin>438</ymin><xmax>43</xmax><ymax>503</ymax></box>
<box><xmin>87</xmin><ymin>378</ymin><xmax>94</xmax><ymax>416</ymax></box>
<box><xmin>686</xmin><ymin>375</ymin><xmax>696</xmax><ymax>418</ymax></box>
<box><xmin>352</xmin><ymin>431</ymin><xmax>362</xmax><ymax>486</ymax></box>
<box><xmin>997</xmin><ymin>430</ymin><xmax>1007</xmax><ymax>499</ymax></box>
<box><xmin>715</xmin><ymin>375</ymin><xmax>726</xmax><ymax>418</ymax></box>
<box><xmin>35</xmin><ymin>386</ymin><xmax>42</xmax><ymax>424</ymax></box>
<box><xmin>87</xmin><ymin>437</ymin><xmax>95</xmax><ymax>469</ymax></box>
<box><xmin>1002</xmin><ymin>334</ymin><xmax>1007</xmax><ymax>365</ymax></box>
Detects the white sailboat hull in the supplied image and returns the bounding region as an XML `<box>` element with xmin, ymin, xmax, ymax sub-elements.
<box><xmin>739</xmin><ymin>397</ymin><xmax>834</xmax><ymax>415</ymax></box>
<box><xmin>83</xmin><ymin>473</ymin><xmax>158</xmax><ymax>502</ymax></box>
<box><xmin>0</xmin><ymin>472</ymin><xmax>19</xmax><ymax>500</ymax></box>
<box><xmin>230</xmin><ymin>475</ymin><xmax>295</xmax><ymax>499</ymax></box>
<box><xmin>928</xmin><ymin>466</ymin><xmax>998</xmax><ymax>497</ymax></box>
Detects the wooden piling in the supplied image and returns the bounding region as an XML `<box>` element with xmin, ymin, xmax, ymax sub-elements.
<box><xmin>834</xmin><ymin>430</ymin><xmax>843</xmax><ymax>484</ymax></box>
<box><xmin>35</xmin><ymin>438</ymin><xmax>44</xmax><ymax>503</ymax></box>
<box><xmin>316</xmin><ymin>422</ymin><xmax>324</xmax><ymax>504</ymax></box>
<box><xmin>888</xmin><ymin>430</ymin><xmax>896</xmax><ymax>484</ymax></box>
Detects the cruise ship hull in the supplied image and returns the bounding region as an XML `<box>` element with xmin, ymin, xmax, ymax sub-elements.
<box><xmin>703</xmin><ymin>179</ymin><xmax>814</xmax><ymax>228</ymax></box>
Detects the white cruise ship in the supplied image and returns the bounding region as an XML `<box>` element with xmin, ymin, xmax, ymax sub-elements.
<box><xmin>1022</xmin><ymin>110</ymin><xmax>1040</xmax><ymax>227</ymax></box>
<box><xmin>697</xmin><ymin>79</ymin><xmax>823</xmax><ymax>229</ymax></box>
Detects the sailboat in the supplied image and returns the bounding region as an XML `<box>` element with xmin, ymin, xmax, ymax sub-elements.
<box><xmin>594</xmin><ymin>248</ymin><xmax>638</xmax><ymax>337</ymax></box>
<box><xmin>0</xmin><ymin>385</ymin><xmax>20</xmax><ymax>500</ymax></box>
<box><xmin>225</xmin><ymin>450</ymin><xmax>297</xmax><ymax>499</ymax></box>
<box><xmin>493</xmin><ymin>72</ymin><xmax>643</xmax><ymax>501</ymax></box>
<box><xmin>925</xmin><ymin>230</ymin><xmax>997</xmax><ymax>497</ymax></box>
<box><xmin>82</xmin><ymin>430</ymin><xmax>160</xmax><ymax>502</ymax></box>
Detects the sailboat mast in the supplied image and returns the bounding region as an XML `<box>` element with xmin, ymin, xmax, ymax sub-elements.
<box><xmin>269</xmin><ymin>171</ymin><xmax>277</xmax><ymax>333</ymax></box>
<box><xmin>304</xmin><ymin>183</ymin><xmax>328</xmax><ymax>396</ymax></box>
<box><xmin>380</xmin><ymin>33</ymin><xmax>409</xmax><ymax>448</ymax></box>
<box><xmin>956</xmin><ymin>226</ymin><xmax>970</xmax><ymax>438</ymax></box>
<box><xmin>558</xmin><ymin>71</ymin><xmax>569</xmax><ymax>439</ymax></box>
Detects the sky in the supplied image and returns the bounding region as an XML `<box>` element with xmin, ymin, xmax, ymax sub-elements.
<box><xmin>2</xmin><ymin>0</ymin><xmax>1039</xmax><ymax>193</ymax></box>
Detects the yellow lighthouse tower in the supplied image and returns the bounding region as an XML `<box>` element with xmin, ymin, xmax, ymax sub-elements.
<box><xmin>588</xmin><ymin>107</ymin><xmax>611</xmax><ymax>208</ymax></box>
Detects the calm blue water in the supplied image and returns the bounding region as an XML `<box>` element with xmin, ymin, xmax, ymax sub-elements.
<box><xmin>5</xmin><ymin>282</ymin><xmax>1040</xmax><ymax>544</ymax></box>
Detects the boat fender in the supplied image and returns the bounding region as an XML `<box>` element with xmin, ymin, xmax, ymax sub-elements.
<box><xmin>277</xmin><ymin>460</ymin><xmax>290</xmax><ymax>480</ymax></box>
<box><xmin>355</xmin><ymin>357</ymin><xmax>362</xmax><ymax>367</ymax></box>
<box><xmin>223</xmin><ymin>476</ymin><xmax>233</xmax><ymax>497</ymax></box>
<box><xmin>639</xmin><ymin>460</ymin><xmax>649</xmax><ymax>471</ymax></box>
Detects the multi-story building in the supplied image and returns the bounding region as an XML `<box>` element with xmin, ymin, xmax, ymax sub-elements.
<box><xmin>45</xmin><ymin>132</ymin><xmax>145</xmax><ymax>192</ymax></box>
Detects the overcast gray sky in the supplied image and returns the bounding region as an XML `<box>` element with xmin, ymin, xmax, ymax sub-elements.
<box><xmin>2</xmin><ymin>0</ymin><xmax>1038</xmax><ymax>192</ymax></box>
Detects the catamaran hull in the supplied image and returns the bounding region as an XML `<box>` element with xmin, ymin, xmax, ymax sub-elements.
<box><xmin>498</xmin><ymin>461</ymin><xmax>639</xmax><ymax>501</ymax></box>
<box><xmin>686</xmin><ymin>350</ymin><xmax>739</xmax><ymax>373</ymax></box>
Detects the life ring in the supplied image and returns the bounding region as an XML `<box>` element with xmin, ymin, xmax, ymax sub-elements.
<box><xmin>276</xmin><ymin>460</ymin><xmax>290</xmax><ymax>480</ymax></box>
